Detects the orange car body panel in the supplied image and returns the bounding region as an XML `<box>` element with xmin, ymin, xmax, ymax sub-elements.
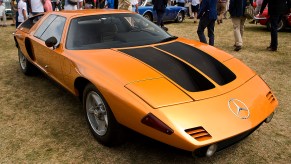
<box><xmin>15</xmin><ymin>10</ymin><xmax>278</xmax><ymax>152</ymax></box>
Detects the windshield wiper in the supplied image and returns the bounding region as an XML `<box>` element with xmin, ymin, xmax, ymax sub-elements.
<box><xmin>157</xmin><ymin>36</ymin><xmax>178</xmax><ymax>43</ymax></box>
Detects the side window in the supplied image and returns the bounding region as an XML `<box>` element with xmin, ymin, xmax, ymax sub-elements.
<box><xmin>34</xmin><ymin>15</ymin><xmax>57</xmax><ymax>38</ymax></box>
<box><xmin>39</xmin><ymin>16</ymin><xmax>66</xmax><ymax>44</ymax></box>
<box><xmin>19</xmin><ymin>14</ymin><xmax>44</xmax><ymax>32</ymax></box>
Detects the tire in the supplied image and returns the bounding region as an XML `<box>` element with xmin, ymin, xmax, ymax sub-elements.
<box><xmin>83</xmin><ymin>84</ymin><xmax>126</xmax><ymax>146</ymax></box>
<box><xmin>266</xmin><ymin>19</ymin><xmax>286</xmax><ymax>31</ymax></box>
<box><xmin>175</xmin><ymin>12</ymin><xmax>184</xmax><ymax>23</ymax></box>
<box><xmin>18</xmin><ymin>48</ymin><xmax>37</xmax><ymax>75</ymax></box>
<box><xmin>143</xmin><ymin>12</ymin><xmax>153</xmax><ymax>22</ymax></box>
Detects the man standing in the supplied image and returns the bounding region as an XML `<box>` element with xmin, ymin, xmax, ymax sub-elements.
<box><xmin>153</xmin><ymin>0</ymin><xmax>168</xmax><ymax>31</ymax></box>
<box><xmin>29</xmin><ymin>0</ymin><xmax>44</xmax><ymax>15</ymax></box>
<box><xmin>259</xmin><ymin>0</ymin><xmax>291</xmax><ymax>51</ymax></box>
<box><xmin>18</xmin><ymin>0</ymin><xmax>27</xmax><ymax>25</ymax></box>
<box><xmin>0</xmin><ymin>0</ymin><xmax>7</xmax><ymax>27</ymax></box>
<box><xmin>197</xmin><ymin>0</ymin><xmax>218</xmax><ymax>46</ymax></box>
<box><xmin>217</xmin><ymin>0</ymin><xmax>227</xmax><ymax>24</ymax></box>
<box><xmin>191</xmin><ymin>0</ymin><xmax>200</xmax><ymax>23</ymax></box>
<box><xmin>64</xmin><ymin>0</ymin><xmax>78</xmax><ymax>10</ymax></box>
<box><xmin>229</xmin><ymin>0</ymin><xmax>249</xmax><ymax>51</ymax></box>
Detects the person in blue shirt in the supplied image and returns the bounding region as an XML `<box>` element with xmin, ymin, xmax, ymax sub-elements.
<box><xmin>197</xmin><ymin>0</ymin><xmax>218</xmax><ymax>46</ymax></box>
<box><xmin>105</xmin><ymin>0</ymin><xmax>115</xmax><ymax>8</ymax></box>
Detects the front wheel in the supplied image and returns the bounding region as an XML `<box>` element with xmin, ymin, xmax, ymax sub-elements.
<box><xmin>83</xmin><ymin>84</ymin><xmax>126</xmax><ymax>146</ymax></box>
<box><xmin>175</xmin><ymin>12</ymin><xmax>184</xmax><ymax>23</ymax></box>
<box><xmin>143</xmin><ymin>12</ymin><xmax>153</xmax><ymax>22</ymax></box>
<box><xmin>18</xmin><ymin>48</ymin><xmax>36</xmax><ymax>75</ymax></box>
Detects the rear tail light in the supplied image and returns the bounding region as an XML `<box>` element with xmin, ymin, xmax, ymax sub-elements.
<box><xmin>141</xmin><ymin>113</ymin><xmax>174</xmax><ymax>135</ymax></box>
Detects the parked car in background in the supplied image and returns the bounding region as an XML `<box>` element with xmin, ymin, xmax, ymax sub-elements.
<box><xmin>135</xmin><ymin>0</ymin><xmax>187</xmax><ymax>23</ymax></box>
<box><xmin>255</xmin><ymin>7</ymin><xmax>291</xmax><ymax>31</ymax></box>
<box><xmin>4</xmin><ymin>0</ymin><xmax>12</xmax><ymax>18</ymax></box>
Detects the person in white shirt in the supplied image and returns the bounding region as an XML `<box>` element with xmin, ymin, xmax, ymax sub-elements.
<box><xmin>0</xmin><ymin>0</ymin><xmax>7</xmax><ymax>27</ymax></box>
<box><xmin>191</xmin><ymin>0</ymin><xmax>200</xmax><ymax>23</ymax></box>
<box><xmin>64</xmin><ymin>0</ymin><xmax>78</xmax><ymax>10</ymax></box>
<box><xmin>77</xmin><ymin>0</ymin><xmax>84</xmax><ymax>9</ymax></box>
<box><xmin>18</xmin><ymin>0</ymin><xmax>28</xmax><ymax>25</ymax></box>
<box><xmin>130</xmin><ymin>0</ymin><xmax>139</xmax><ymax>12</ymax></box>
<box><xmin>29</xmin><ymin>0</ymin><xmax>44</xmax><ymax>16</ymax></box>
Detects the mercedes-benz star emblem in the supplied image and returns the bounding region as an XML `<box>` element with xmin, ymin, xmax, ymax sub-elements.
<box><xmin>228</xmin><ymin>98</ymin><xmax>250</xmax><ymax>119</ymax></box>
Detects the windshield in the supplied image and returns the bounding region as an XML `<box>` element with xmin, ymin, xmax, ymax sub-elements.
<box><xmin>66</xmin><ymin>13</ymin><xmax>172</xmax><ymax>50</ymax></box>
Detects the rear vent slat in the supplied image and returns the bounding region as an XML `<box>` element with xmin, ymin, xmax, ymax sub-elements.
<box><xmin>185</xmin><ymin>126</ymin><xmax>212</xmax><ymax>141</ymax></box>
<box><xmin>191</xmin><ymin>132</ymin><xmax>210</xmax><ymax>138</ymax></box>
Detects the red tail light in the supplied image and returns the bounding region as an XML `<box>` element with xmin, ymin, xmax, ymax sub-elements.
<box><xmin>141</xmin><ymin>113</ymin><xmax>174</xmax><ymax>135</ymax></box>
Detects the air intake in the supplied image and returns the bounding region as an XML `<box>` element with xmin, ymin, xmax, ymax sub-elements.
<box><xmin>185</xmin><ymin>127</ymin><xmax>212</xmax><ymax>141</ymax></box>
<box><xmin>266</xmin><ymin>91</ymin><xmax>276</xmax><ymax>104</ymax></box>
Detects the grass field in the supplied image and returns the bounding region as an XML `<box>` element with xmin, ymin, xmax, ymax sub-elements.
<box><xmin>0</xmin><ymin>17</ymin><xmax>290</xmax><ymax>163</ymax></box>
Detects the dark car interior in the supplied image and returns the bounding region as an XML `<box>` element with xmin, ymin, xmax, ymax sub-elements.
<box><xmin>66</xmin><ymin>13</ymin><xmax>170</xmax><ymax>50</ymax></box>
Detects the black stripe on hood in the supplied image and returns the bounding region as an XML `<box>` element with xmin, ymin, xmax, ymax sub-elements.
<box><xmin>119</xmin><ymin>47</ymin><xmax>215</xmax><ymax>92</ymax></box>
<box><xmin>156</xmin><ymin>42</ymin><xmax>236</xmax><ymax>85</ymax></box>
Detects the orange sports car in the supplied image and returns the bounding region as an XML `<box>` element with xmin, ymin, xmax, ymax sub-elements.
<box><xmin>14</xmin><ymin>10</ymin><xmax>278</xmax><ymax>157</ymax></box>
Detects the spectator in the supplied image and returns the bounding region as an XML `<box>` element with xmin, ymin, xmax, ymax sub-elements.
<box><xmin>229</xmin><ymin>0</ymin><xmax>249</xmax><ymax>51</ymax></box>
<box><xmin>197</xmin><ymin>0</ymin><xmax>218</xmax><ymax>46</ymax></box>
<box><xmin>114</xmin><ymin>0</ymin><xmax>118</xmax><ymax>8</ymax></box>
<box><xmin>43</xmin><ymin>0</ymin><xmax>53</xmax><ymax>11</ymax></box>
<box><xmin>84</xmin><ymin>0</ymin><xmax>94</xmax><ymax>8</ymax></box>
<box><xmin>11</xmin><ymin>0</ymin><xmax>17</xmax><ymax>25</ymax></box>
<box><xmin>153</xmin><ymin>0</ymin><xmax>168</xmax><ymax>31</ymax></box>
<box><xmin>176</xmin><ymin>0</ymin><xmax>185</xmax><ymax>7</ymax></box>
<box><xmin>77</xmin><ymin>0</ymin><xmax>83</xmax><ymax>9</ymax></box>
<box><xmin>51</xmin><ymin>0</ymin><xmax>57</xmax><ymax>10</ymax></box>
<box><xmin>118</xmin><ymin>0</ymin><xmax>138</xmax><ymax>12</ymax></box>
<box><xmin>64</xmin><ymin>0</ymin><xmax>78</xmax><ymax>10</ymax></box>
<box><xmin>223</xmin><ymin>0</ymin><xmax>229</xmax><ymax>19</ymax></box>
<box><xmin>259</xmin><ymin>0</ymin><xmax>291</xmax><ymax>51</ymax></box>
<box><xmin>191</xmin><ymin>0</ymin><xmax>200</xmax><ymax>23</ymax></box>
<box><xmin>105</xmin><ymin>0</ymin><xmax>115</xmax><ymax>8</ymax></box>
<box><xmin>55</xmin><ymin>0</ymin><xmax>62</xmax><ymax>10</ymax></box>
<box><xmin>254</xmin><ymin>0</ymin><xmax>263</xmax><ymax>15</ymax></box>
<box><xmin>0</xmin><ymin>0</ymin><xmax>7</xmax><ymax>27</ymax></box>
<box><xmin>29</xmin><ymin>0</ymin><xmax>44</xmax><ymax>16</ymax></box>
<box><xmin>217</xmin><ymin>0</ymin><xmax>227</xmax><ymax>24</ymax></box>
<box><xmin>18</xmin><ymin>0</ymin><xmax>28</xmax><ymax>25</ymax></box>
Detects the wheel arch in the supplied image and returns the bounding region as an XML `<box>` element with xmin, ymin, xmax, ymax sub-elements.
<box><xmin>175</xmin><ymin>10</ymin><xmax>185</xmax><ymax>23</ymax></box>
<box><xmin>14</xmin><ymin>36</ymin><xmax>19</xmax><ymax>48</ymax></box>
<box><xmin>74</xmin><ymin>77</ymin><xmax>92</xmax><ymax>102</ymax></box>
<box><xmin>143</xmin><ymin>11</ymin><xmax>153</xmax><ymax>21</ymax></box>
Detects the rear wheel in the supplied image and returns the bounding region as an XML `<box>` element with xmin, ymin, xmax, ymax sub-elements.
<box><xmin>18</xmin><ymin>48</ymin><xmax>36</xmax><ymax>75</ymax></box>
<box><xmin>83</xmin><ymin>84</ymin><xmax>126</xmax><ymax>146</ymax></box>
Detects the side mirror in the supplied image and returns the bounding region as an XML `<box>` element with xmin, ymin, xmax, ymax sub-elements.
<box><xmin>45</xmin><ymin>37</ymin><xmax>58</xmax><ymax>49</ymax></box>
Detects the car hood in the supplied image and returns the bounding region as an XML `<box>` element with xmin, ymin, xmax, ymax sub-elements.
<box><xmin>67</xmin><ymin>38</ymin><xmax>256</xmax><ymax>108</ymax></box>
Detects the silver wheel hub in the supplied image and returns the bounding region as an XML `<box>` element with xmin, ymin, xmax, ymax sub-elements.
<box><xmin>19</xmin><ymin>51</ymin><xmax>27</xmax><ymax>70</ymax></box>
<box><xmin>86</xmin><ymin>91</ymin><xmax>108</xmax><ymax>136</ymax></box>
